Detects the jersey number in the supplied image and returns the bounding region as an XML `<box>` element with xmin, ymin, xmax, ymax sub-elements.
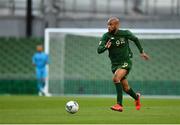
<box><xmin>122</xmin><ymin>63</ymin><xmax>128</xmax><ymax>68</ymax></box>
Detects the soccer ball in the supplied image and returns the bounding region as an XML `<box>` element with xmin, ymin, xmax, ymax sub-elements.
<box><xmin>65</xmin><ymin>101</ymin><xmax>79</xmax><ymax>114</ymax></box>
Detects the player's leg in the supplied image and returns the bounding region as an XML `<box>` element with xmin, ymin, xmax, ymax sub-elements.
<box><xmin>36</xmin><ymin>69</ymin><xmax>42</xmax><ymax>95</ymax></box>
<box><xmin>37</xmin><ymin>79</ymin><xmax>42</xmax><ymax>96</ymax></box>
<box><xmin>121</xmin><ymin>79</ymin><xmax>138</xmax><ymax>100</ymax></box>
<box><xmin>111</xmin><ymin>68</ymin><xmax>127</xmax><ymax>112</ymax></box>
<box><xmin>41</xmin><ymin>68</ymin><xmax>48</xmax><ymax>95</ymax></box>
<box><xmin>40</xmin><ymin>78</ymin><xmax>46</xmax><ymax>95</ymax></box>
<box><xmin>121</xmin><ymin>79</ymin><xmax>141</xmax><ymax>110</ymax></box>
<box><xmin>36</xmin><ymin>69</ymin><xmax>45</xmax><ymax>96</ymax></box>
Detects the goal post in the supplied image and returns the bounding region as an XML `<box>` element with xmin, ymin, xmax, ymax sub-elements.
<box><xmin>44</xmin><ymin>28</ymin><xmax>180</xmax><ymax>96</ymax></box>
<box><xmin>44</xmin><ymin>28</ymin><xmax>108</xmax><ymax>95</ymax></box>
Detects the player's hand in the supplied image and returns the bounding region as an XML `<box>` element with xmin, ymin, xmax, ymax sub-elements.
<box><xmin>140</xmin><ymin>52</ymin><xmax>150</xmax><ymax>60</ymax></box>
<box><xmin>105</xmin><ymin>40</ymin><xmax>111</xmax><ymax>48</ymax></box>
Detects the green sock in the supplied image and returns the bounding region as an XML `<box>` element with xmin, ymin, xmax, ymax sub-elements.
<box><xmin>126</xmin><ymin>88</ymin><xmax>138</xmax><ymax>100</ymax></box>
<box><xmin>115</xmin><ymin>83</ymin><xmax>123</xmax><ymax>105</ymax></box>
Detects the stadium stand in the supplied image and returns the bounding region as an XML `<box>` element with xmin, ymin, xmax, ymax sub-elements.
<box><xmin>1</xmin><ymin>0</ymin><xmax>180</xmax><ymax>37</ymax></box>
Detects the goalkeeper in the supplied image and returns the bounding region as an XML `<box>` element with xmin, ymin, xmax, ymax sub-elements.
<box><xmin>32</xmin><ymin>45</ymin><xmax>49</xmax><ymax>96</ymax></box>
<box><xmin>97</xmin><ymin>17</ymin><xmax>149</xmax><ymax>112</ymax></box>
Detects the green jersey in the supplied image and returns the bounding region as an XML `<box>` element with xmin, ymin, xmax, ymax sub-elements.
<box><xmin>97</xmin><ymin>30</ymin><xmax>143</xmax><ymax>65</ymax></box>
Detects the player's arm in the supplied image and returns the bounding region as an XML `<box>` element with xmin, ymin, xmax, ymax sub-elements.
<box><xmin>97</xmin><ymin>33</ymin><xmax>111</xmax><ymax>54</ymax></box>
<box><xmin>126</xmin><ymin>30</ymin><xmax>149</xmax><ymax>60</ymax></box>
<box><xmin>46</xmin><ymin>54</ymin><xmax>49</xmax><ymax>64</ymax></box>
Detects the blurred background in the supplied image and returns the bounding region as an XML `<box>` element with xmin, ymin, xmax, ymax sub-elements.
<box><xmin>0</xmin><ymin>0</ymin><xmax>180</xmax><ymax>96</ymax></box>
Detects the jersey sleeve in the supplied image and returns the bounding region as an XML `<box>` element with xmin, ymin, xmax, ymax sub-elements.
<box><xmin>126</xmin><ymin>30</ymin><xmax>144</xmax><ymax>53</ymax></box>
<box><xmin>97</xmin><ymin>33</ymin><xmax>109</xmax><ymax>54</ymax></box>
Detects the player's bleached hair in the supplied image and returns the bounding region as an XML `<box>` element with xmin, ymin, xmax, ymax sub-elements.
<box><xmin>107</xmin><ymin>17</ymin><xmax>120</xmax><ymax>23</ymax></box>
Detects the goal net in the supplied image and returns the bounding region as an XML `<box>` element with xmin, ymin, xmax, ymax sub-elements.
<box><xmin>45</xmin><ymin>28</ymin><xmax>180</xmax><ymax>96</ymax></box>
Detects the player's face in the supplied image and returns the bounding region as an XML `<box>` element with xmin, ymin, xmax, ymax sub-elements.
<box><xmin>107</xmin><ymin>20</ymin><xmax>120</xmax><ymax>33</ymax></box>
<box><xmin>37</xmin><ymin>46</ymin><xmax>43</xmax><ymax>52</ymax></box>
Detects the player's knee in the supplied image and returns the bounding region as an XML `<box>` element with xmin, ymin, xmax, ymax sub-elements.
<box><xmin>112</xmin><ymin>76</ymin><xmax>120</xmax><ymax>83</ymax></box>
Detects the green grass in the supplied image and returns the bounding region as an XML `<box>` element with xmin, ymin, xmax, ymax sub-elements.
<box><xmin>0</xmin><ymin>95</ymin><xmax>180</xmax><ymax>124</ymax></box>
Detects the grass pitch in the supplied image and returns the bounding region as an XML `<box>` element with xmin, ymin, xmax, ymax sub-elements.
<box><xmin>0</xmin><ymin>95</ymin><xmax>180</xmax><ymax>124</ymax></box>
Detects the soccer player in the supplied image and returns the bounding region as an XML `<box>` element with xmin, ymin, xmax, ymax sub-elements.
<box><xmin>97</xmin><ymin>17</ymin><xmax>149</xmax><ymax>112</ymax></box>
<box><xmin>32</xmin><ymin>45</ymin><xmax>49</xmax><ymax>96</ymax></box>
